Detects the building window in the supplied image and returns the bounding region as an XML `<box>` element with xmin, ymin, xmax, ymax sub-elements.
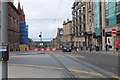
<box><xmin>83</xmin><ymin>24</ymin><xmax>86</xmax><ymax>31</ymax></box>
<box><xmin>79</xmin><ymin>9</ymin><xmax>81</xmax><ymax>15</ymax></box>
<box><xmin>117</xmin><ymin>14</ymin><xmax>120</xmax><ymax>24</ymax></box>
<box><xmin>80</xmin><ymin>25</ymin><xmax>81</xmax><ymax>31</ymax></box>
<box><xmin>106</xmin><ymin>18</ymin><xmax>109</xmax><ymax>26</ymax></box>
<box><xmin>106</xmin><ymin>2</ymin><xmax>117</xmax><ymax>26</ymax></box>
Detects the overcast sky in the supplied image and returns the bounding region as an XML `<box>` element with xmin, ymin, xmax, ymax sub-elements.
<box><xmin>14</xmin><ymin>0</ymin><xmax>74</xmax><ymax>41</ymax></box>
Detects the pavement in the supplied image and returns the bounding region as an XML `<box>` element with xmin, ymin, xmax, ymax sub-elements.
<box><xmin>73</xmin><ymin>50</ymin><xmax>120</xmax><ymax>56</ymax></box>
<box><xmin>10</xmin><ymin>51</ymin><xmax>40</xmax><ymax>55</ymax></box>
<box><xmin>9</xmin><ymin>49</ymin><xmax>120</xmax><ymax>56</ymax></box>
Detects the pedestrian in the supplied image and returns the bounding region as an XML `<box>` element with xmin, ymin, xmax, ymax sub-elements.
<box><xmin>81</xmin><ymin>46</ymin><xmax>83</xmax><ymax>51</ymax></box>
<box><xmin>116</xmin><ymin>42</ymin><xmax>119</xmax><ymax>51</ymax></box>
<box><xmin>89</xmin><ymin>44</ymin><xmax>92</xmax><ymax>52</ymax></box>
<box><xmin>106</xmin><ymin>44</ymin><xmax>108</xmax><ymax>51</ymax></box>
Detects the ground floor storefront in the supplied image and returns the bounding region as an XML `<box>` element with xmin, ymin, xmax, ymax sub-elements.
<box><xmin>105</xmin><ymin>31</ymin><xmax>120</xmax><ymax>51</ymax></box>
<box><xmin>105</xmin><ymin>25</ymin><xmax>120</xmax><ymax>51</ymax></box>
<box><xmin>9</xmin><ymin>43</ymin><xmax>20</xmax><ymax>51</ymax></box>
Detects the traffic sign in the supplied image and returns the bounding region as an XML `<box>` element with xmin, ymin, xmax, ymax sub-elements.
<box><xmin>112</xmin><ymin>28</ymin><xmax>116</xmax><ymax>34</ymax></box>
<box><xmin>40</xmin><ymin>43</ymin><xmax>43</xmax><ymax>46</ymax></box>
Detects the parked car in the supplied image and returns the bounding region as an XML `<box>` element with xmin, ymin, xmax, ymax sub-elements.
<box><xmin>62</xmin><ymin>44</ymin><xmax>72</xmax><ymax>52</ymax></box>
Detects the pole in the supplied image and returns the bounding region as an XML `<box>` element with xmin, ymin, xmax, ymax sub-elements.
<box><xmin>40</xmin><ymin>32</ymin><xmax>42</xmax><ymax>53</ymax></box>
<box><xmin>40</xmin><ymin>32</ymin><xmax>43</xmax><ymax>53</ymax></box>
<box><xmin>40</xmin><ymin>32</ymin><xmax>42</xmax><ymax>43</ymax></box>
<box><xmin>1</xmin><ymin>1</ymin><xmax>8</xmax><ymax>80</ymax></box>
<box><xmin>114</xmin><ymin>36</ymin><xmax>115</xmax><ymax>53</ymax></box>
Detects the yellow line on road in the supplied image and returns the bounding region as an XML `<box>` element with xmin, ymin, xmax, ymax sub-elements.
<box><xmin>9</xmin><ymin>63</ymin><xmax>103</xmax><ymax>76</ymax></box>
<box><xmin>112</xmin><ymin>76</ymin><xmax>120</xmax><ymax>79</ymax></box>
<box><xmin>9</xmin><ymin>64</ymin><xmax>63</xmax><ymax>70</ymax></box>
<box><xmin>69</xmin><ymin>69</ymin><xmax>102</xmax><ymax>76</ymax></box>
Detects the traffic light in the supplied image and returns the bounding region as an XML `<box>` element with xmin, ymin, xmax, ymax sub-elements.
<box><xmin>39</xmin><ymin>35</ymin><xmax>41</xmax><ymax>37</ymax></box>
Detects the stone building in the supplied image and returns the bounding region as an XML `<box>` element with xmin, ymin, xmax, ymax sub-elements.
<box><xmin>17</xmin><ymin>1</ymin><xmax>29</xmax><ymax>51</ymax></box>
<box><xmin>71</xmin><ymin>0</ymin><xmax>120</xmax><ymax>51</ymax></box>
<box><xmin>85</xmin><ymin>1</ymin><xmax>95</xmax><ymax>50</ymax></box>
<box><xmin>63</xmin><ymin>19</ymin><xmax>72</xmax><ymax>46</ymax></box>
<box><xmin>8</xmin><ymin>2</ymin><xmax>20</xmax><ymax>51</ymax></box>
<box><xmin>0</xmin><ymin>1</ymin><xmax>19</xmax><ymax>51</ymax></box>
<box><xmin>0</xmin><ymin>2</ymin><xmax>20</xmax><ymax>51</ymax></box>
<box><xmin>104</xmin><ymin>1</ymin><xmax>120</xmax><ymax>50</ymax></box>
<box><xmin>56</xmin><ymin>28</ymin><xmax>63</xmax><ymax>48</ymax></box>
<box><xmin>72</xmin><ymin>1</ymin><xmax>88</xmax><ymax>49</ymax></box>
<box><xmin>50</xmin><ymin>28</ymin><xmax>63</xmax><ymax>48</ymax></box>
<box><xmin>28</xmin><ymin>38</ymin><xmax>36</xmax><ymax>49</ymax></box>
<box><xmin>0</xmin><ymin>1</ymin><xmax>28</xmax><ymax>51</ymax></box>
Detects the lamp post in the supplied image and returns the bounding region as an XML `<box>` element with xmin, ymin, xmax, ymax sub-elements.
<box><xmin>0</xmin><ymin>1</ymin><xmax>8</xmax><ymax>79</ymax></box>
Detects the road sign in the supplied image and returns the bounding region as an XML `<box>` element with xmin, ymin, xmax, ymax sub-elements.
<box><xmin>40</xmin><ymin>43</ymin><xmax>43</xmax><ymax>46</ymax></box>
<box><xmin>0</xmin><ymin>44</ymin><xmax>7</xmax><ymax>52</ymax></box>
<box><xmin>112</xmin><ymin>28</ymin><xmax>116</xmax><ymax>34</ymax></box>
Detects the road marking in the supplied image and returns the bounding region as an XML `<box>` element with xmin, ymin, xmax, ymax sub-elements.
<box><xmin>9</xmin><ymin>64</ymin><xmax>63</xmax><ymax>70</ymax></box>
<box><xmin>77</xmin><ymin>55</ymin><xmax>86</xmax><ymax>59</ymax></box>
<box><xmin>9</xmin><ymin>63</ymin><xmax>103</xmax><ymax>76</ymax></box>
<box><xmin>112</xmin><ymin>76</ymin><xmax>120</xmax><ymax>79</ymax></box>
<box><xmin>111</xmin><ymin>68</ymin><xmax>115</xmax><ymax>70</ymax></box>
<box><xmin>69</xmin><ymin>54</ymin><xmax>86</xmax><ymax>59</ymax></box>
<box><xmin>69</xmin><ymin>69</ymin><xmax>103</xmax><ymax>76</ymax></box>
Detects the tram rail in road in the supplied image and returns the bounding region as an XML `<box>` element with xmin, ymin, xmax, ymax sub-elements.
<box><xmin>48</xmin><ymin>52</ymin><xmax>78</xmax><ymax>80</ymax></box>
<box><xmin>60</xmin><ymin>52</ymin><xmax>119</xmax><ymax>79</ymax></box>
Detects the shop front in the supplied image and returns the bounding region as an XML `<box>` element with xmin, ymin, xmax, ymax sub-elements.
<box><xmin>115</xmin><ymin>31</ymin><xmax>120</xmax><ymax>50</ymax></box>
<box><xmin>106</xmin><ymin>31</ymin><xmax>120</xmax><ymax>50</ymax></box>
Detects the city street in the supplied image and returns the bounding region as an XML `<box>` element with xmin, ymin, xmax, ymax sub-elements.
<box><xmin>1</xmin><ymin>1</ymin><xmax>120</xmax><ymax>80</ymax></box>
<box><xmin>8</xmin><ymin>51</ymin><xmax>118</xmax><ymax>79</ymax></box>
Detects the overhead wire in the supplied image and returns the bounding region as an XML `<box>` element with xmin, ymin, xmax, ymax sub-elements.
<box><xmin>26</xmin><ymin>0</ymin><xmax>72</xmax><ymax>22</ymax></box>
<box><xmin>53</xmin><ymin>0</ymin><xmax>62</xmax><ymax>22</ymax></box>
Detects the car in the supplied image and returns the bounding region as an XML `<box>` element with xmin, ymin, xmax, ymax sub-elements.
<box><xmin>62</xmin><ymin>45</ymin><xmax>72</xmax><ymax>52</ymax></box>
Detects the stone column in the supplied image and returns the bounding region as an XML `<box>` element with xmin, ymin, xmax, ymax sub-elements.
<box><xmin>101</xmin><ymin>0</ymin><xmax>106</xmax><ymax>50</ymax></box>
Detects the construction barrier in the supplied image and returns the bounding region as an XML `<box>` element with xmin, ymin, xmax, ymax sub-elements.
<box><xmin>33</xmin><ymin>48</ymin><xmax>58</xmax><ymax>52</ymax></box>
<box><xmin>55</xmin><ymin>48</ymin><xmax>58</xmax><ymax>51</ymax></box>
<box><xmin>49</xmin><ymin>48</ymin><xmax>52</xmax><ymax>51</ymax></box>
<box><xmin>37</xmin><ymin>48</ymin><xmax>41</xmax><ymax>51</ymax></box>
<box><xmin>44</xmin><ymin>48</ymin><xmax>47</xmax><ymax>51</ymax></box>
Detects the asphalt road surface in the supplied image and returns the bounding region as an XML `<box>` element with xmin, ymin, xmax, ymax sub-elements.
<box><xmin>8</xmin><ymin>51</ymin><xmax>119</xmax><ymax>79</ymax></box>
<box><xmin>65</xmin><ymin>51</ymin><xmax>118</xmax><ymax>75</ymax></box>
